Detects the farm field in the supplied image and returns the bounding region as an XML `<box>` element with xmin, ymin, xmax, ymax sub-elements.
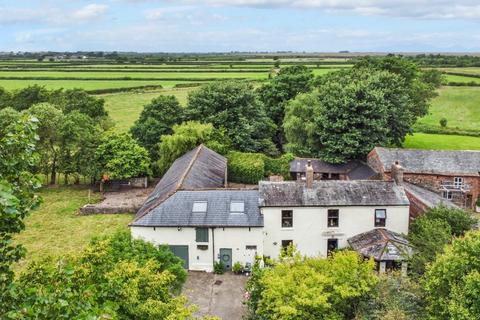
<box><xmin>438</xmin><ymin>67</ymin><xmax>480</xmax><ymax>75</ymax></box>
<box><xmin>404</xmin><ymin>133</ymin><xmax>480</xmax><ymax>150</ymax></box>
<box><xmin>417</xmin><ymin>86</ymin><xmax>480</xmax><ymax>131</ymax></box>
<box><xmin>14</xmin><ymin>186</ymin><xmax>133</xmax><ymax>272</ymax></box>
<box><xmin>102</xmin><ymin>87</ymin><xmax>193</xmax><ymax>132</ymax></box>
<box><xmin>444</xmin><ymin>74</ymin><xmax>480</xmax><ymax>84</ymax></box>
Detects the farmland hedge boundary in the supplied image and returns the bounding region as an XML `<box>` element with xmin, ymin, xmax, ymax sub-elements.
<box><xmin>86</xmin><ymin>84</ymin><xmax>164</xmax><ymax>94</ymax></box>
<box><xmin>414</xmin><ymin>123</ymin><xmax>480</xmax><ymax>137</ymax></box>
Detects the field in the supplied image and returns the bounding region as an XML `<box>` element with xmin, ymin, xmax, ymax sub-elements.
<box><xmin>418</xmin><ymin>86</ymin><xmax>480</xmax><ymax>131</ymax></box>
<box><xmin>404</xmin><ymin>133</ymin><xmax>480</xmax><ymax>150</ymax></box>
<box><xmin>14</xmin><ymin>186</ymin><xmax>133</xmax><ymax>272</ymax></box>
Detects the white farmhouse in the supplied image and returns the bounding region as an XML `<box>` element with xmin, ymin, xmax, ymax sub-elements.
<box><xmin>131</xmin><ymin>146</ymin><xmax>412</xmax><ymax>273</ymax></box>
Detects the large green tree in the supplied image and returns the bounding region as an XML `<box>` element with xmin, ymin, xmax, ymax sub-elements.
<box><xmin>95</xmin><ymin>132</ymin><xmax>151</xmax><ymax>180</ymax></box>
<box><xmin>9</xmin><ymin>85</ymin><xmax>49</xmax><ymax>111</ymax></box>
<box><xmin>0</xmin><ymin>113</ymin><xmax>41</xmax><ymax>312</ymax></box>
<box><xmin>130</xmin><ymin>95</ymin><xmax>184</xmax><ymax>160</ymax></box>
<box><xmin>0</xmin><ymin>86</ymin><xmax>11</xmax><ymax>109</ymax></box>
<box><xmin>156</xmin><ymin>121</ymin><xmax>229</xmax><ymax>175</ymax></box>
<box><xmin>185</xmin><ymin>81</ymin><xmax>277</xmax><ymax>155</ymax></box>
<box><xmin>424</xmin><ymin>231</ymin><xmax>480</xmax><ymax>320</ymax></box>
<box><xmin>49</xmin><ymin>88</ymin><xmax>108</xmax><ymax>120</ymax></box>
<box><xmin>285</xmin><ymin>68</ymin><xmax>415</xmax><ymax>163</ymax></box>
<box><xmin>257</xmin><ymin>66</ymin><xmax>314</xmax><ymax>150</ymax></box>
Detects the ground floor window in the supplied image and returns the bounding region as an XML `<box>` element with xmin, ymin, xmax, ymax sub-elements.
<box><xmin>281</xmin><ymin>240</ymin><xmax>293</xmax><ymax>251</ymax></box>
<box><xmin>442</xmin><ymin>190</ymin><xmax>453</xmax><ymax>200</ymax></box>
<box><xmin>327</xmin><ymin>238</ymin><xmax>338</xmax><ymax>255</ymax></box>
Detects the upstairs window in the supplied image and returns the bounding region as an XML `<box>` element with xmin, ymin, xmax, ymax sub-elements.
<box><xmin>454</xmin><ymin>177</ymin><xmax>464</xmax><ymax>189</ymax></box>
<box><xmin>230</xmin><ymin>201</ymin><xmax>245</xmax><ymax>214</ymax></box>
<box><xmin>281</xmin><ymin>210</ymin><xmax>293</xmax><ymax>228</ymax></box>
<box><xmin>375</xmin><ymin>209</ymin><xmax>386</xmax><ymax>227</ymax></box>
<box><xmin>327</xmin><ymin>209</ymin><xmax>339</xmax><ymax>227</ymax></box>
<box><xmin>196</xmin><ymin>227</ymin><xmax>209</xmax><ymax>242</ymax></box>
<box><xmin>192</xmin><ymin>201</ymin><xmax>207</xmax><ymax>213</ymax></box>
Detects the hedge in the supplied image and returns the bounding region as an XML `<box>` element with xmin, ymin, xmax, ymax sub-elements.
<box><xmin>86</xmin><ymin>84</ymin><xmax>163</xmax><ymax>94</ymax></box>
<box><xmin>413</xmin><ymin>123</ymin><xmax>480</xmax><ymax>137</ymax></box>
<box><xmin>226</xmin><ymin>151</ymin><xmax>294</xmax><ymax>184</ymax></box>
<box><xmin>0</xmin><ymin>76</ymin><xmax>247</xmax><ymax>81</ymax></box>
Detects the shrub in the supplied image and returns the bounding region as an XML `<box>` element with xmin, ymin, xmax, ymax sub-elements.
<box><xmin>439</xmin><ymin>117</ymin><xmax>448</xmax><ymax>128</ymax></box>
<box><xmin>227</xmin><ymin>151</ymin><xmax>265</xmax><ymax>184</ymax></box>
<box><xmin>233</xmin><ymin>262</ymin><xmax>243</xmax><ymax>274</ymax></box>
<box><xmin>263</xmin><ymin>153</ymin><xmax>295</xmax><ymax>179</ymax></box>
<box><xmin>214</xmin><ymin>261</ymin><xmax>225</xmax><ymax>274</ymax></box>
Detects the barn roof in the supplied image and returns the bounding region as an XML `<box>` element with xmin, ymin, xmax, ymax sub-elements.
<box><xmin>258</xmin><ymin>180</ymin><xmax>409</xmax><ymax>207</ymax></box>
<box><xmin>131</xmin><ymin>189</ymin><xmax>263</xmax><ymax>227</ymax></box>
<box><xmin>373</xmin><ymin>147</ymin><xmax>480</xmax><ymax>176</ymax></box>
<box><xmin>134</xmin><ymin>145</ymin><xmax>227</xmax><ymax>221</ymax></box>
<box><xmin>348</xmin><ymin>228</ymin><xmax>411</xmax><ymax>261</ymax></box>
<box><xmin>289</xmin><ymin>158</ymin><xmax>376</xmax><ymax>180</ymax></box>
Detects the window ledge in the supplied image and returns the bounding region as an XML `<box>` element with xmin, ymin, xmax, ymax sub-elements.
<box><xmin>281</xmin><ymin>227</ymin><xmax>294</xmax><ymax>231</ymax></box>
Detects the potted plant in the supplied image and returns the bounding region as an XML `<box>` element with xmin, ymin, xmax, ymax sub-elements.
<box><xmin>232</xmin><ymin>262</ymin><xmax>243</xmax><ymax>275</ymax></box>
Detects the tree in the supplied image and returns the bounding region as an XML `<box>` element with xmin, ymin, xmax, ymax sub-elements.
<box><xmin>408</xmin><ymin>216</ymin><xmax>452</xmax><ymax>276</ymax></box>
<box><xmin>95</xmin><ymin>132</ymin><xmax>151</xmax><ymax>180</ymax></box>
<box><xmin>422</xmin><ymin>206</ymin><xmax>475</xmax><ymax>237</ymax></box>
<box><xmin>27</xmin><ymin>103</ymin><xmax>64</xmax><ymax>184</ymax></box>
<box><xmin>185</xmin><ymin>81</ymin><xmax>277</xmax><ymax>155</ymax></box>
<box><xmin>10</xmin><ymin>85</ymin><xmax>49</xmax><ymax>111</ymax></box>
<box><xmin>257</xmin><ymin>66</ymin><xmax>313</xmax><ymax>151</ymax></box>
<box><xmin>0</xmin><ymin>86</ymin><xmax>11</xmax><ymax>109</ymax></box>
<box><xmin>424</xmin><ymin>231</ymin><xmax>480</xmax><ymax>320</ymax></box>
<box><xmin>156</xmin><ymin>121</ymin><xmax>229</xmax><ymax>174</ymax></box>
<box><xmin>49</xmin><ymin>88</ymin><xmax>108</xmax><ymax>119</ymax></box>
<box><xmin>130</xmin><ymin>95</ymin><xmax>184</xmax><ymax>160</ymax></box>
<box><xmin>284</xmin><ymin>68</ymin><xmax>414</xmax><ymax>163</ymax></box>
<box><xmin>8</xmin><ymin>232</ymin><xmax>193</xmax><ymax>319</ymax></box>
<box><xmin>0</xmin><ymin>113</ymin><xmax>41</xmax><ymax>312</ymax></box>
<box><xmin>249</xmin><ymin>250</ymin><xmax>377</xmax><ymax>320</ymax></box>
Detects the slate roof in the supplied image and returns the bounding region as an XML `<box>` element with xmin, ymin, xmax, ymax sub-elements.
<box><xmin>290</xmin><ymin>158</ymin><xmax>377</xmax><ymax>180</ymax></box>
<box><xmin>258</xmin><ymin>180</ymin><xmax>409</xmax><ymax>207</ymax></box>
<box><xmin>403</xmin><ymin>182</ymin><xmax>459</xmax><ymax>209</ymax></box>
<box><xmin>131</xmin><ymin>189</ymin><xmax>263</xmax><ymax>227</ymax></box>
<box><xmin>373</xmin><ymin>147</ymin><xmax>480</xmax><ymax>176</ymax></box>
<box><xmin>134</xmin><ymin>145</ymin><xmax>227</xmax><ymax>221</ymax></box>
<box><xmin>348</xmin><ymin>228</ymin><xmax>412</xmax><ymax>261</ymax></box>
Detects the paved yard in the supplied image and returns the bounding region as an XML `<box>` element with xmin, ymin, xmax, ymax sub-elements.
<box><xmin>183</xmin><ymin>271</ymin><xmax>248</xmax><ymax>320</ymax></box>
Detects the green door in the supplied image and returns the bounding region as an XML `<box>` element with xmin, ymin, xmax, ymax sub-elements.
<box><xmin>220</xmin><ymin>248</ymin><xmax>232</xmax><ymax>271</ymax></box>
<box><xmin>169</xmin><ymin>245</ymin><xmax>189</xmax><ymax>269</ymax></box>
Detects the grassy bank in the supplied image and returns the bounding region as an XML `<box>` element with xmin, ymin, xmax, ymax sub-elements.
<box><xmin>404</xmin><ymin>133</ymin><xmax>480</xmax><ymax>150</ymax></box>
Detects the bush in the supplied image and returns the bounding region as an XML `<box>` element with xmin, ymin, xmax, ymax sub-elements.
<box><xmin>233</xmin><ymin>262</ymin><xmax>243</xmax><ymax>274</ymax></box>
<box><xmin>439</xmin><ymin>117</ymin><xmax>448</xmax><ymax>128</ymax></box>
<box><xmin>227</xmin><ymin>151</ymin><xmax>265</xmax><ymax>184</ymax></box>
<box><xmin>263</xmin><ymin>153</ymin><xmax>294</xmax><ymax>179</ymax></box>
<box><xmin>214</xmin><ymin>261</ymin><xmax>225</xmax><ymax>274</ymax></box>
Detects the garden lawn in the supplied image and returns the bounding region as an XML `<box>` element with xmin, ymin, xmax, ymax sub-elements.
<box><xmin>404</xmin><ymin>133</ymin><xmax>480</xmax><ymax>150</ymax></box>
<box><xmin>417</xmin><ymin>86</ymin><xmax>480</xmax><ymax>132</ymax></box>
<box><xmin>102</xmin><ymin>87</ymin><xmax>194</xmax><ymax>132</ymax></box>
<box><xmin>14</xmin><ymin>186</ymin><xmax>133</xmax><ymax>272</ymax></box>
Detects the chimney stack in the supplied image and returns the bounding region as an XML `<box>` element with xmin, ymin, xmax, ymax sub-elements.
<box><xmin>391</xmin><ymin>160</ymin><xmax>404</xmax><ymax>185</ymax></box>
<box><xmin>306</xmin><ymin>160</ymin><xmax>314</xmax><ymax>188</ymax></box>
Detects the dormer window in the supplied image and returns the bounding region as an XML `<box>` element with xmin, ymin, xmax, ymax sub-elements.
<box><xmin>230</xmin><ymin>201</ymin><xmax>244</xmax><ymax>214</ymax></box>
<box><xmin>192</xmin><ymin>201</ymin><xmax>207</xmax><ymax>213</ymax></box>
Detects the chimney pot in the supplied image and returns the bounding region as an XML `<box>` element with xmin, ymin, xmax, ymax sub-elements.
<box><xmin>306</xmin><ymin>160</ymin><xmax>314</xmax><ymax>188</ymax></box>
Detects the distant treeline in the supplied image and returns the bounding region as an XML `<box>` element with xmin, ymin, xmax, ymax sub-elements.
<box><xmin>0</xmin><ymin>76</ymin><xmax>247</xmax><ymax>81</ymax></box>
<box><xmin>407</xmin><ymin>54</ymin><xmax>480</xmax><ymax>67</ymax></box>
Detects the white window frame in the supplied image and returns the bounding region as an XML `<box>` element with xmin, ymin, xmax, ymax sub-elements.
<box><xmin>454</xmin><ymin>177</ymin><xmax>464</xmax><ymax>189</ymax></box>
<box><xmin>192</xmin><ymin>201</ymin><xmax>208</xmax><ymax>213</ymax></box>
<box><xmin>230</xmin><ymin>201</ymin><xmax>245</xmax><ymax>214</ymax></box>
<box><xmin>442</xmin><ymin>190</ymin><xmax>453</xmax><ymax>200</ymax></box>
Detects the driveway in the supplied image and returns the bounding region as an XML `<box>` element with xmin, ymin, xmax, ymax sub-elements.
<box><xmin>182</xmin><ymin>271</ymin><xmax>248</xmax><ymax>320</ymax></box>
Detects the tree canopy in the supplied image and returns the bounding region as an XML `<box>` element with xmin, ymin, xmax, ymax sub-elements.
<box><xmin>95</xmin><ymin>132</ymin><xmax>151</xmax><ymax>180</ymax></box>
<box><xmin>130</xmin><ymin>95</ymin><xmax>184</xmax><ymax>161</ymax></box>
<box><xmin>185</xmin><ymin>81</ymin><xmax>277</xmax><ymax>155</ymax></box>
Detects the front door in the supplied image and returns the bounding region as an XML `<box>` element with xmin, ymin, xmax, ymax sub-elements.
<box><xmin>169</xmin><ymin>245</ymin><xmax>189</xmax><ymax>269</ymax></box>
<box><xmin>219</xmin><ymin>248</ymin><xmax>232</xmax><ymax>271</ymax></box>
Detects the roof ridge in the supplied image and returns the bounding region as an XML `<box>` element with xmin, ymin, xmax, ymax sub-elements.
<box><xmin>177</xmin><ymin>144</ymin><xmax>203</xmax><ymax>190</ymax></box>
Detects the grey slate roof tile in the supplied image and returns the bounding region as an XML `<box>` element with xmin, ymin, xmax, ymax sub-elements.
<box><xmin>374</xmin><ymin>147</ymin><xmax>480</xmax><ymax>176</ymax></box>
<box><xmin>259</xmin><ymin>180</ymin><xmax>409</xmax><ymax>207</ymax></box>
<box><xmin>403</xmin><ymin>182</ymin><xmax>459</xmax><ymax>209</ymax></box>
<box><xmin>131</xmin><ymin>189</ymin><xmax>263</xmax><ymax>227</ymax></box>
<box><xmin>348</xmin><ymin>228</ymin><xmax>412</xmax><ymax>261</ymax></box>
<box><xmin>290</xmin><ymin>158</ymin><xmax>377</xmax><ymax>180</ymax></box>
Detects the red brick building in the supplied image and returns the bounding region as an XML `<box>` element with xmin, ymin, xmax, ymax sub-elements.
<box><xmin>368</xmin><ymin>147</ymin><xmax>480</xmax><ymax>210</ymax></box>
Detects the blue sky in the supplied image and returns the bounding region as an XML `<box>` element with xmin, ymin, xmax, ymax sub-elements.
<box><xmin>1</xmin><ymin>0</ymin><xmax>480</xmax><ymax>52</ymax></box>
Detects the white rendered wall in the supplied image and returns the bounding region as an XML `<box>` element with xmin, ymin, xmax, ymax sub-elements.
<box><xmin>131</xmin><ymin>226</ymin><xmax>263</xmax><ymax>272</ymax></box>
<box><xmin>262</xmin><ymin>206</ymin><xmax>410</xmax><ymax>259</ymax></box>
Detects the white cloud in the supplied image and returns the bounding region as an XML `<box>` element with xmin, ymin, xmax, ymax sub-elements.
<box><xmin>72</xmin><ymin>4</ymin><xmax>108</xmax><ymax>21</ymax></box>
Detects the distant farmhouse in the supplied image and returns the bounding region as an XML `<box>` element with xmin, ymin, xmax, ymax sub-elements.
<box><xmin>131</xmin><ymin>145</ymin><xmax>414</xmax><ymax>273</ymax></box>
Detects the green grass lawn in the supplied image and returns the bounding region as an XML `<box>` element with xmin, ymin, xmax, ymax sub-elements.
<box><xmin>439</xmin><ymin>67</ymin><xmax>480</xmax><ymax>76</ymax></box>
<box><xmin>404</xmin><ymin>133</ymin><xmax>480</xmax><ymax>150</ymax></box>
<box><xmin>14</xmin><ymin>186</ymin><xmax>133</xmax><ymax>272</ymax></box>
<box><xmin>444</xmin><ymin>74</ymin><xmax>480</xmax><ymax>84</ymax></box>
<box><xmin>417</xmin><ymin>86</ymin><xmax>480</xmax><ymax>131</ymax></box>
<box><xmin>102</xmin><ymin>87</ymin><xmax>194</xmax><ymax>132</ymax></box>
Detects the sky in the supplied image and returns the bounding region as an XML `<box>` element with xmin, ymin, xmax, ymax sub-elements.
<box><xmin>1</xmin><ymin>0</ymin><xmax>480</xmax><ymax>52</ymax></box>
